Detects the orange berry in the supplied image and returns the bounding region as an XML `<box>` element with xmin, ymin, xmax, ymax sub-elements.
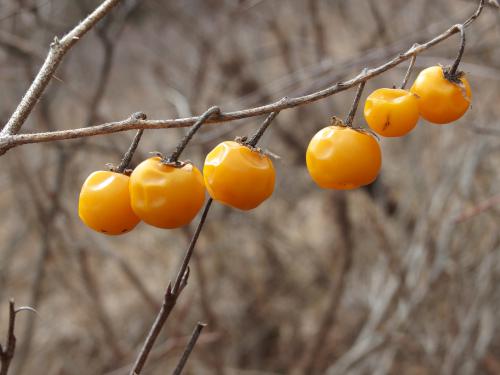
<box><xmin>204</xmin><ymin>141</ymin><xmax>275</xmax><ymax>210</ymax></box>
<box><xmin>79</xmin><ymin>171</ymin><xmax>140</xmax><ymax>235</ymax></box>
<box><xmin>306</xmin><ymin>126</ymin><xmax>382</xmax><ymax>189</ymax></box>
<box><xmin>410</xmin><ymin>66</ymin><xmax>471</xmax><ymax>124</ymax></box>
<box><xmin>129</xmin><ymin>157</ymin><xmax>205</xmax><ymax>229</ymax></box>
<box><xmin>364</xmin><ymin>88</ymin><xmax>419</xmax><ymax>137</ymax></box>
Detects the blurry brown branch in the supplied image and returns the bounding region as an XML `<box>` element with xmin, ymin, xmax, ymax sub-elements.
<box><xmin>473</xmin><ymin>125</ymin><xmax>500</xmax><ymax>136</ymax></box>
<box><xmin>453</xmin><ymin>193</ymin><xmax>500</xmax><ymax>223</ymax></box>
<box><xmin>172</xmin><ymin>322</ymin><xmax>206</xmax><ymax>375</ymax></box>
<box><xmin>77</xmin><ymin>250</ymin><xmax>125</xmax><ymax>359</ymax></box>
<box><xmin>0</xmin><ymin>30</ymin><xmax>45</xmax><ymax>58</ymax></box>
<box><xmin>11</xmin><ymin>148</ymin><xmax>68</xmax><ymax>375</ymax></box>
<box><xmin>0</xmin><ymin>0</ymin><xmax>487</xmax><ymax>155</ymax></box>
<box><xmin>0</xmin><ymin>0</ymin><xmax>122</xmax><ymax>138</ymax></box>
<box><xmin>308</xmin><ymin>0</ymin><xmax>326</xmax><ymax>61</ymax></box>
<box><xmin>300</xmin><ymin>193</ymin><xmax>354</xmax><ymax>374</ymax></box>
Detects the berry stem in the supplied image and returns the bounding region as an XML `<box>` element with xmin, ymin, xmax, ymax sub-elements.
<box><xmin>116</xmin><ymin>129</ymin><xmax>144</xmax><ymax>173</ymax></box>
<box><xmin>344</xmin><ymin>77</ymin><xmax>366</xmax><ymax>127</ymax></box>
<box><xmin>166</xmin><ymin>106</ymin><xmax>220</xmax><ymax>164</ymax></box>
<box><xmin>246</xmin><ymin>97</ymin><xmax>287</xmax><ymax>147</ymax></box>
<box><xmin>449</xmin><ymin>24</ymin><xmax>465</xmax><ymax>77</ymax></box>
<box><xmin>400</xmin><ymin>53</ymin><xmax>417</xmax><ymax>90</ymax></box>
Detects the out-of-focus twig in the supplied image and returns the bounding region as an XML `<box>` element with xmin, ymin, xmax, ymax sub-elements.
<box><xmin>77</xmin><ymin>250</ymin><xmax>126</xmax><ymax>359</ymax></box>
<box><xmin>300</xmin><ymin>193</ymin><xmax>354</xmax><ymax>374</ymax></box>
<box><xmin>453</xmin><ymin>193</ymin><xmax>500</xmax><ymax>223</ymax></box>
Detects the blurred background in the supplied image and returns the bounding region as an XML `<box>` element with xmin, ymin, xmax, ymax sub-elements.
<box><xmin>0</xmin><ymin>0</ymin><xmax>499</xmax><ymax>374</ymax></box>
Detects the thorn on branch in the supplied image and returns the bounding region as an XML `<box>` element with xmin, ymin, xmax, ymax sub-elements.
<box><xmin>14</xmin><ymin>307</ymin><xmax>38</xmax><ymax>316</ymax></box>
<box><xmin>131</xmin><ymin>112</ymin><xmax>147</xmax><ymax>121</ymax></box>
<box><xmin>178</xmin><ymin>267</ymin><xmax>191</xmax><ymax>293</ymax></box>
<box><xmin>165</xmin><ymin>282</ymin><xmax>173</xmax><ymax>298</ymax></box>
<box><xmin>50</xmin><ymin>36</ymin><xmax>60</xmax><ymax>48</ymax></box>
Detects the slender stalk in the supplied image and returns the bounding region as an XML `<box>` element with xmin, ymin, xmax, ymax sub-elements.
<box><xmin>400</xmin><ymin>53</ymin><xmax>417</xmax><ymax>90</ymax></box>
<box><xmin>172</xmin><ymin>323</ymin><xmax>206</xmax><ymax>375</ymax></box>
<box><xmin>246</xmin><ymin>98</ymin><xmax>287</xmax><ymax>147</ymax></box>
<box><xmin>130</xmin><ymin>199</ymin><xmax>213</xmax><ymax>375</ymax></box>
<box><xmin>448</xmin><ymin>24</ymin><xmax>465</xmax><ymax>77</ymax></box>
<box><xmin>344</xmin><ymin>78</ymin><xmax>366</xmax><ymax>127</ymax></box>
<box><xmin>166</xmin><ymin>107</ymin><xmax>220</xmax><ymax>164</ymax></box>
<box><xmin>116</xmin><ymin>129</ymin><xmax>144</xmax><ymax>173</ymax></box>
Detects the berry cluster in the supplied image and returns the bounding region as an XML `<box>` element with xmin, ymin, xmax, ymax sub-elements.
<box><xmin>307</xmin><ymin>64</ymin><xmax>471</xmax><ymax>190</ymax></box>
<box><xmin>78</xmin><ymin>64</ymin><xmax>471</xmax><ymax>235</ymax></box>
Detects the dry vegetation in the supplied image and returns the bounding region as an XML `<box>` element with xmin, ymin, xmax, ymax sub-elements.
<box><xmin>1</xmin><ymin>0</ymin><xmax>500</xmax><ymax>374</ymax></box>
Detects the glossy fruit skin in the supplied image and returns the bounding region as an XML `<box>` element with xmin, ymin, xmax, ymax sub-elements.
<box><xmin>410</xmin><ymin>66</ymin><xmax>471</xmax><ymax>124</ymax></box>
<box><xmin>306</xmin><ymin>126</ymin><xmax>382</xmax><ymax>190</ymax></box>
<box><xmin>364</xmin><ymin>88</ymin><xmax>419</xmax><ymax>137</ymax></box>
<box><xmin>203</xmin><ymin>141</ymin><xmax>275</xmax><ymax>210</ymax></box>
<box><xmin>79</xmin><ymin>171</ymin><xmax>140</xmax><ymax>235</ymax></box>
<box><xmin>129</xmin><ymin>157</ymin><xmax>205</xmax><ymax>229</ymax></box>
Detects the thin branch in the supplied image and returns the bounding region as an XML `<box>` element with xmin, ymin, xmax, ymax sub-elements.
<box><xmin>308</xmin><ymin>0</ymin><xmax>326</xmax><ymax>62</ymax></box>
<box><xmin>77</xmin><ymin>250</ymin><xmax>125</xmax><ymax>359</ymax></box>
<box><xmin>473</xmin><ymin>125</ymin><xmax>500</xmax><ymax>136</ymax></box>
<box><xmin>172</xmin><ymin>322</ymin><xmax>206</xmax><ymax>375</ymax></box>
<box><xmin>0</xmin><ymin>0</ymin><xmax>122</xmax><ymax>137</ymax></box>
<box><xmin>0</xmin><ymin>0</ymin><xmax>487</xmax><ymax>155</ymax></box>
<box><xmin>301</xmin><ymin>193</ymin><xmax>354</xmax><ymax>374</ymax></box>
<box><xmin>130</xmin><ymin>199</ymin><xmax>213</xmax><ymax>375</ymax></box>
<box><xmin>453</xmin><ymin>193</ymin><xmax>500</xmax><ymax>223</ymax></box>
